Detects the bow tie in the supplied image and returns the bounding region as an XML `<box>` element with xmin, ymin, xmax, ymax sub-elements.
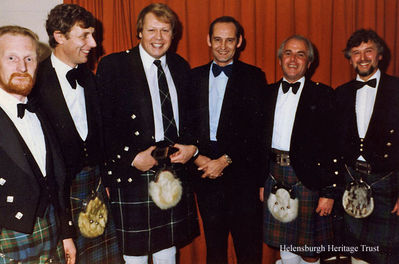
<box><xmin>282</xmin><ymin>81</ymin><xmax>300</xmax><ymax>94</ymax></box>
<box><xmin>212</xmin><ymin>63</ymin><xmax>233</xmax><ymax>78</ymax></box>
<box><xmin>66</xmin><ymin>67</ymin><xmax>83</xmax><ymax>89</ymax></box>
<box><xmin>353</xmin><ymin>78</ymin><xmax>377</xmax><ymax>90</ymax></box>
<box><xmin>17</xmin><ymin>102</ymin><xmax>35</xmax><ymax>119</ymax></box>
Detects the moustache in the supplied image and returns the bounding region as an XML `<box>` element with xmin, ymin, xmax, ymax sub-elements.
<box><xmin>10</xmin><ymin>72</ymin><xmax>33</xmax><ymax>80</ymax></box>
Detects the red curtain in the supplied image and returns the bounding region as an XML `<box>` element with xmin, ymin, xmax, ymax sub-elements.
<box><xmin>63</xmin><ymin>0</ymin><xmax>399</xmax><ymax>263</ymax></box>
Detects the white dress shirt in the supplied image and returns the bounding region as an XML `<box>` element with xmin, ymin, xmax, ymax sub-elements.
<box><xmin>208</xmin><ymin>62</ymin><xmax>230</xmax><ymax>141</ymax></box>
<box><xmin>0</xmin><ymin>88</ymin><xmax>46</xmax><ymax>176</ymax></box>
<box><xmin>51</xmin><ymin>53</ymin><xmax>88</xmax><ymax>140</ymax></box>
<box><xmin>271</xmin><ymin>76</ymin><xmax>305</xmax><ymax>151</ymax></box>
<box><xmin>139</xmin><ymin>44</ymin><xmax>179</xmax><ymax>142</ymax></box>
<box><xmin>355</xmin><ymin>69</ymin><xmax>381</xmax><ymax>161</ymax></box>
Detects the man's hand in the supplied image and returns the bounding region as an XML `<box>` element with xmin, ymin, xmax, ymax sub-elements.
<box><xmin>194</xmin><ymin>154</ymin><xmax>211</xmax><ymax>167</ymax></box>
<box><xmin>132</xmin><ymin>146</ymin><xmax>157</xmax><ymax>172</ymax></box>
<box><xmin>62</xmin><ymin>238</ymin><xmax>76</xmax><ymax>264</ymax></box>
<box><xmin>315</xmin><ymin>197</ymin><xmax>334</xmax><ymax>216</ymax></box>
<box><xmin>198</xmin><ymin>155</ymin><xmax>229</xmax><ymax>179</ymax></box>
<box><xmin>170</xmin><ymin>144</ymin><xmax>197</xmax><ymax>164</ymax></box>
<box><xmin>391</xmin><ymin>197</ymin><xmax>399</xmax><ymax>216</ymax></box>
<box><xmin>259</xmin><ymin>187</ymin><xmax>264</xmax><ymax>202</ymax></box>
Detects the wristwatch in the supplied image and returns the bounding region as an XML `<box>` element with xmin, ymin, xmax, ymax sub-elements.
<box><xmin>224</xmin><ymin>154</ymin><xmax>232</xmax><ymax>165</ymax></box>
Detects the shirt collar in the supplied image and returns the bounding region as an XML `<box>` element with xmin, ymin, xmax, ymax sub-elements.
<box><xmin>0</xmin><ymin>87</ymin><xmax>28</xmax><ymax>118</ymax></box>
<box><xmin>51</xmin><ymin>53</ymin><xmax>75</xmax><ymax>76</ymax></box>
<box><xmin>139</xmin><ymin>44</ymin><xmax>167</xmax><ymax>70</ymax></box>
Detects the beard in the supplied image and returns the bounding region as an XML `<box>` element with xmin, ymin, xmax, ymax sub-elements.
<box><xmin>2</xmin><ymin>72</ymin><xmax>34</xmax><ymax>96</ymax></box>
<box><xmin>355</xmin><ymin>64</ymin><xmax>376</xmax><ymax>77</ymax></box>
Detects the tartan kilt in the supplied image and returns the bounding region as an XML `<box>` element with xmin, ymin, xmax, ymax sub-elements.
<box><xmin>343</xmin><ymin>168</ymin><xmax>399</xmax><ymax>263</ymax></box>
<box><xmin>263</xmin><ymin>162</ymin><xmax>333</xmax><ymax>257</ymax></box>
<box><xmin>70</xmin><ymin>166</ymin><xmax>122</xmax><ymax>264</ymax></box>
<box><xmin>0</xmin><ymin>205</ymin><xmax>65</xmax><ymax>264</ymax></box>
<box><xmin>109</xmin><ymin>167</ymin><xmax>199</xmax><ymax>256</ymax></box>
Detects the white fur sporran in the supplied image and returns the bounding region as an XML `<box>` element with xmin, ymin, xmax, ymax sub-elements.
<box><xmin>267</xmin><ymin>187</ymin><xmax>299</xmax><ymax>223</ymax></box>
<box><xmin>342</xmin><ymin>180</ymin><xmax>374</xmax><ymax>218</ymax></box>
<box><xmin>149</xmin><ymin>169</ymin><xmax>182</xmax><ymax>210</ymax></box>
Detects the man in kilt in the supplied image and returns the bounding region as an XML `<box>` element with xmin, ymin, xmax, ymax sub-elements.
<box><xmin>96</xmin><ymin>3</ymin><xmax>199</xmax><ymax>264</ymax></box>
<box><xmin>0</xmin><ymin>25</ymin><xmax>76</xmax><ymax>263</ymax></box>
<box><xmin>32</xmin><ymin>4</ymin><xmax>121</xmax><ymax>263</ymax></box>
<box><xmin>335</xmin><ymin>29</ymin><xmax>399</xmax><ymax>264</ymax></box>
<box><xmin>260</xmin><ymin>35</ymin><xmax>342</xmax><ymax>264</ymax></box>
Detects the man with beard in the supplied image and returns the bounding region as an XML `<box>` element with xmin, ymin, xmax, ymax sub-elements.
<box><xmin>32</xmin><ymin>4</ymin><xmax>121</xmax><ymax>263</ymax></box>
<box><xmin>335</xmin><ymin>29</ymin><xmax>399</xmax><ymax>264</ymax></box>
<box><xmin>96</xmin><ymin>3</ymin><xmax>199</xmax><ymax>264</ymax></box>
<box><xmin>0</xmin><ymin>25</ymin><xmax>76</xmax><ymax>263</ymax></box>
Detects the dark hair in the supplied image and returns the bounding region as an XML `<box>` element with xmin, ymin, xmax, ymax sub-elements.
<box><xmin>277</xmin><ymin>35</ymin><xmax>314</xmax><ymax>64</ymax></box>
<box><xmin>344</xmin><ymin>29</ymin><xmax>384</xmax><ymax>59</ymax></box>
<box><xmin>209</xmin><ymin>16</ymin><xmax>243</xmax><ymax>40</ymax></box>
<box><xmin>46</xmin><ymin>4</ymin><xmax>96</xmax><ymax>48</ymax></box>
<box><xmin>136</xmin><ymin>3</ymin><xmax>177</xmax><ymax>39</ymax></box>
<box><xmin>0</xmin><ymin>25</ymin><xmax>39</xmax><ymax>52</ymax></box>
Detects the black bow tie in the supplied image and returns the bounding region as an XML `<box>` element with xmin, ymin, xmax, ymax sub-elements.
<box><xmin>66</xmin><ymin>67</ymin><xmax>83</xmax><ymax>89</ymax></box>
<box><xmin>282</xmin><ymin>81</ymin><xmax>300</xmax><ymax>94</ymax></box>
<box><xmin>17</xmin><ymin>102</ymin><xmax>35</xmax><ymax>119</ymax></box>
<box><xmin>354</xmin><ymin>78</ymin><xmax>377</xmax><ymax>90</ymax></box>
<box><xmin>212</xmin><ymin>63</ymin><xmax>233</xmax><ymax>78</ymax></box>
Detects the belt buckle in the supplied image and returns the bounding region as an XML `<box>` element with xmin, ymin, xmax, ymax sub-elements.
<box><xmin>277</xmin><ymin>153</ymin><xmax>290</xmax><ymax>166</ymax></box>
<box><xmin>355</xmin><ymin>161</ymin><xmax>371</xmax><ymax>175</ymax></box>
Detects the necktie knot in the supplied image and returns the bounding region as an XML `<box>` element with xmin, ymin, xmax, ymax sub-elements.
<box><xmin>212</xmin><ymin>63</ymin><xmax>233</xmax><ymax>78</ymax></box>
<box><xmin>354</xmin><ymin>78</ymin><xmax>377</xmax><ymax>90</ymax></box>
<box><xmin>154</xmin><ymin>59</ymin><xmax>162</xmax><ymax>68</ymax></box>
<box><xmin>66</xmin><ymin>66</ymin><xmax>83</xmax><ymax>89</ymax></box>
<box><xmin>282</xmin><ymin>81</ymin><xmax>300</xmax><ymax>94</ymax></box>
<box><xmin>17</xmin><ymin>102</ymin><xmax>35</xmax><ymax>119</ymax></box>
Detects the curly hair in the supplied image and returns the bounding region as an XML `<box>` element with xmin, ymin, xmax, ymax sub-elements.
<box><xmin>46</xmin><ymin>4</ymin><xmax>95</xmax><ymax>48</ymax></box>
<box><xmin>344</xmin><ymin>29</ymin><xmax>384</xmax><ymax>59</ymax></box>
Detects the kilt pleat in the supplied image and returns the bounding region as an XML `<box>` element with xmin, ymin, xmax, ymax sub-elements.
<box><xmin>263</xmin><ymin>162</ymin><xmax>333</xmax><ymax>257</ymax></box>
<box><xmin>70</xmin><ymin>166</ymin><xmax>122</xmax><ymax>264</ymax></box>
<box><xmin>344</xmin><ymin>168</ymin><xmax>399</xmax><ymax>263</ymax></box>
<box><xmin>0</xmin><ymin>206</ymin><xmax>64</xmax><ymax>264</ymax></box>
<box><xmin>109</xmin><ymin>169</ymin><xmax>199</xmax><ymax>256</ymax></box>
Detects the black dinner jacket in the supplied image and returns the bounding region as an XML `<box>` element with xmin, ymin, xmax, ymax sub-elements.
<box><xmin>0</xmin><ymin>103</ymin><xmax>74</xmax><ymax>237</ymax></box>
<box><xmin>335</xmin><ymin>73</ymin><xmax>399</xmax><ymax>173</ymax></box>
<box><xmin>96</xmin><ymin>46</ymin><xmax>195</xmax><ymax>187</ymax></box>
<box><xmin>32</xmin><ymin>56</ymin><xmax>103</xmax><ymax>178</ymax></box>
<box><xmin>190</xmin><ymin>61</ymin><xmax>267</xmax><ymax>187</ymax></box>
<box><xmin>264</xmin><ymin>79</ymin><xmax>341</xmax><ymax>192</ymax></box>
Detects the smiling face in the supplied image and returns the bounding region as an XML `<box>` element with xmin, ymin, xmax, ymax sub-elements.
<box><xmin>349</xmin><ymin>41</ymin><xmax>382</xmax><ymax>81</ymax></box>
<box><xmin>0</xmin><ymin>33</ymin><xmax>37</xmax><ymax>100</ymax></box>
<box><xmin>53</xmin><ymin>23</ymin><xmax>96</xmax><ymax>68</ymax></box>
<box><xmin>279</xmin><ymin>38</ymin><xmax>310</xmax><ymax>83</ymax></box>
<box><xmin>139</xmin><ymin>12</ymin><xmax>172</xmax><ymax>59</ymax></box>
<box><xmin>207</xmin><ymin>22</ymin><xmax>242</xmax><ymax>66</ymax></box>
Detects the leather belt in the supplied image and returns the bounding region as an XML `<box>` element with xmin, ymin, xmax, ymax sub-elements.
<box><xmin>271</xmin><ymin>149</ymin><xmax>291</xmax><ymax>166</ymax></box>
<box><xmin>354</xmin><ymin>160</ymin><xmax>372</xmax><ymax>175</ymax></box>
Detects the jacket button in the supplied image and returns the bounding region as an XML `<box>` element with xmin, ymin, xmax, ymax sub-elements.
<box><xmin>0</xmin><ymin>178</ymin><xmax>5</xmax><ymax>185</ymax></box>
<box><xmin>69</xmin><ymin>221</ymin><xmax>73</xmax><ymax>226</ymax></box>
<box><xmin>131</xmin><ymin>114</ymin><xmax>136</xmax><ymax>119</ymax></box>
<box><xmin>333</xmin><ymin>184</ymin><xmax>337</xmax><ymax>187</ymax></box>
<box><xmin>117</xmin><ymin>178</ymin><xmax>121</xmax><ymax>183</ymax></box>
<box><xmin>117</xmin><ymin>155</ymin><xmax>121</xmax><ymax>159</ymax></box>
<box><xmin>15</xmin><ymin>212</ymin><xmax>23</xmax><ymax>219</ymax></box>
<box><xmin>134</xmin><ymin>131</ymin><xmax>140</xmax><ymax>136</ymax></box>
<box><xmin>360</xmin><ymin>138</ymin><xmax>364</xmax><ymax>142</ymax></box>
<box><xmin>360</xmin><ymin>148</ymin><xmax>363</xmax><ymax>152</ymax></box>
<box><xmin>124</xmin><ymin>146</ymin><xmax>129</xmax><ymax>151</ymax></box>
<box><xmin>334</xmin><ymin>171</ymin><xmax>339</xmax><ymax>175</ymax></box>
<box><xmin>390</xmin><ymin>129</ymin><xmax>395</xmax><ymax>134</ymax></box>
<box><xmin>333</xmin><ymin>159</ymin><xmax>337</xmax><ymax>163</ymax></box>
<box><xmin>7</xmin><ymin>196</ymin><xmax>14</xmax><ymax>203</ymax></box>
<box><xmin>108</xmin><ymin>171</ymin><xmax>112</xmax><ymax>175</ymax></box>
<box><xmin>128</xmin><ymin>178</ymin><xmax>133</xmax><ymax>182</ymax></box>
<box><xmin>384</xmin><ymin>154</ymin><xmax>389</xmax><ymax>158</ymax></box>
<box><xmin>360</xmin><ymin>143</ymin><xmax>364</xmax><ymax>147</ymax></box>
<box><xmin>387</xmin><ymin>142</ymin><xmax>392</xmax><ymax>147</ymax></box>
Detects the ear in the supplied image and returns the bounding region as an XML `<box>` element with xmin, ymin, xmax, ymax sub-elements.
<box><xmin>279</xmin><ymin>59</ymin><xmax>282</xmax><ymax>66</ymax></box>
<box><xmin>138</xmin><ymin>32</ymin><xmax>143</xmax><ymax>39</ymax></box>
<box><xmin>236</xmin><ymin>35</ymin><xmax>243</xmax><ymax>48</ymax></box>
<box><xmin>207</xmin><ymin>35</ymin><xmax>211</xmax><ymax>47</ymax></box>
<box><xmin>307</xmin><ymin>62</ymin><xmax>311</xmax><ymax>69</ymax></box>
<box><xmin>53</xmin><ymin>30</ymin><xmax>66</xmax><ymax>45</ymax></box>
<box><xmin>378</xmin><ymin>54</ymin><xmax>383</xmax><ymax>61</ymax></box>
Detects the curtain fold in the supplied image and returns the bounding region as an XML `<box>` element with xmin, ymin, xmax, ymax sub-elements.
<box><xmin>64</xmin><ymin>0</ymin><xmax>399</xmax><ymax>262</ymax></box>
